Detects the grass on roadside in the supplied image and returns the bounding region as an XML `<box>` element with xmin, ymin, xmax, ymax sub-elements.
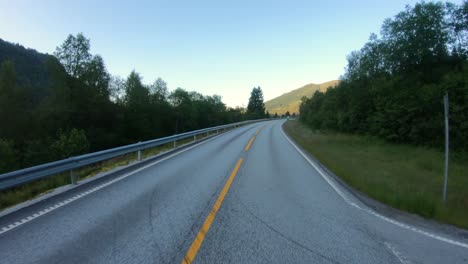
<box><xmin>0</xmin><ymin>130</ymin><xmax>220</xmax><ymax>211</ymax></box>
<box><xmin>283</xmin><ymin>120</ymin><xmax>468</xmax><ymax>229</ymax></box>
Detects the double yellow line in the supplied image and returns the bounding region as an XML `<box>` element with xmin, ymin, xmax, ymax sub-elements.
<box><xmin>181</xmin><ymin>126</ymin><xmax>264</xmax><ymax>264</ymax></box>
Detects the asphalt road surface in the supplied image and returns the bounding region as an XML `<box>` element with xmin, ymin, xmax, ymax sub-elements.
<box><xmin>0</xmin><ymin>120</ymin><xmax>467</xmax><ymax>264</ymax></box>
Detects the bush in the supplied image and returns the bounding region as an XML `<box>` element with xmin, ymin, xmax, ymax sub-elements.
<box><xmin>0</xmin><ymin>139</ymin><xmax>17</xmax><ymax>173</ymax></box>
<box><xmin>51</xmin><ymin>128</ymin><xmax>90</xmax><ymax>159</ymax></box>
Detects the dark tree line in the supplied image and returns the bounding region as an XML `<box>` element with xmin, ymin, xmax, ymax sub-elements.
<box><xmin>300</xmin><ymin>1</ymin><xmax>468</xmax><ymax>151</ymax></box>
<box><xmin>0</xmin><ymin>34</ymin><xmax>262</xmax><ymax>173</ymax></box>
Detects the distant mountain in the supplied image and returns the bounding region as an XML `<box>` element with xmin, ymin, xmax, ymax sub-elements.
<box><xmin>0</xmin><ymin>38</ymin><xmax>64</xmax><ymax>104</ymax></box>
<box><xmin>265</xmin><ymin>80</ymin><xmax>340</xmax><ymax>115</ymax></box>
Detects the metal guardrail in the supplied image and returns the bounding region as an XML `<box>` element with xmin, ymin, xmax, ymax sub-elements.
<box><xmin>0</xmin><ymin>119</ymin><xmax>267</xmax><ymax>190</ymax></box>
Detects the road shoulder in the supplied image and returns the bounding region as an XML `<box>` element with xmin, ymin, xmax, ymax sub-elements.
<box><xmin>280</xmin><ymin>121</ymin><xmax>468</xmax><ymax>244</ymax></box>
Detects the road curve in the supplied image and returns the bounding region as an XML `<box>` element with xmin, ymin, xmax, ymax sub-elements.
<box><xmin>0</xmin><ymin>120</ymin><xmax>467</xmax><ymax>263</ymax></box>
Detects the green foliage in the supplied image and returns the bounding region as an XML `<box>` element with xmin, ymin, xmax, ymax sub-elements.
<box><xmin>300</xmin><ymin>1</ymin><xmax>468</xmax><ymax>151</ymax></box>
<box><xmin>54</xmin><ymin>33</ymin><xmax>92</xmax><ymax>78</ymax></box>
<box><xmin>169</xmin><ymin>88</ymin><xmax>195</xmax><ymax>133</ymax></box>
<box><xmin>0</xmin><ymin>38</ymin><xmax>61</xmax><ymax>105</ymax></box>
<box><xmin>149</xmin><ymin>77</ymin><xmax>169</xmax><ymax>102</ymax></box>
<box><xmin>23</xmin><ymin>140</ymin><xmax>54</xmax><ymax>168</ymax></box>
<box><xmin>0</xmin><ymin>33</ymin><xmax>250</xmax><ymax>174</ymax></box>
<box><xmin>247</xmin><ymin>86</ymin><xmax>265</xmax><ymax>119</ymax></box>
<box><xmin>125</xmin><ymin>71</ymin><xmax>149</xmax><ymax>106</ymax></box>
<box><xmin>82</xmin><ymin>55</ymin><xmax>110</xmax><ymax>99</ymax></box>
<box><xmin>51</xmin><ymin>129</ymin><xmax>90</xmax><ymax>159</ymax></box>
<box><xmin>0</xmin><ymin>61</ymin><xmax>31</xmax><ymax>143</ymax></box>
<box><xmin>0</xmin><ymin>139</ymin><xmax>17</xmax><ymax>173</ymax></box>
<box><xmin>225</xmin><ymin>107</ymin><xmax>246</xmax><ymax>123</ymax></box>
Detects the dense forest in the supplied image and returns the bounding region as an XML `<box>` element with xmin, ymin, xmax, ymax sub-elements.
<box><xmin>0</xmin><ymin>35</ymin><xmax>267</xmax><ymax>173</ymax></box>
<box><xmin>300</xmin><ymin>1</ymin><xmax>468</xmax><ymax>151</ymax></box>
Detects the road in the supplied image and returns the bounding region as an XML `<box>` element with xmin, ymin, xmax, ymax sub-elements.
<box><xmin>0</xmin><ymin>120</ymin><xmax>467</xmax><ymax>263</ymax></box>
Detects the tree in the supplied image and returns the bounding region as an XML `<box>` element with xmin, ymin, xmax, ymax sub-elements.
<box><xmin>0</xmin><ymin>32</ymin><xmax>256</xmax><ymax>173</ymax></box>
<box><xmin>149</xmin><ymin>77</ymin><xmax>168</xmax><ymax>102</ymax></box>
<box><xmin>81</xmin><ymin>55</ymin><xmax>110</xmax><ymax>100</ymax></box>
<box><xmin>54</xmin><ymin>33</ymin><xmax>118</xmax><ymax>150</ymax></box>
<box><xmin>298</xmin><ymin>1</ymin><xmax>468</xmax><ymax>150</ymax></box>
<box><xmin>51</xmin><ymin>129</ymin><xmax>90</xmax><ymax>159</ymax></box>
<box><xmin>247</xmin><ymin>86</ymin><xmax>265</xmax><ymax>119</ymax></box>
<box><xmin>226</xmin><ymin>107</ymin><xmax>245</xmax><ymax>123</ymax></box>
<box><xmin>0</xmin><ymin>139</ymin><xmax>17</xmax><ymax>173</ymax></box>
<box><xmin>54</xmin><ymin>33</ymin><xmax>92</xmax><ymax>78</ymax></box>
<box><xmin>169</xmin><ymin>88</ymin><xmax>195</xmax><ymax>133</ymax></box>
<box><xmin>35</xmin><ymin>57</ymin><xmax>73</xmax><ymax>140</ymax></box>
<box><xmin>109</xmin><ymin>75</ymin><xmax>126</xmax><ymax>103</ymax></box>
<box><xmin>381</xmin><ymin>2</ymin><xmax>450</xmax><ymax>74</ymax></box>
<box><xmin>123</xmin><ymin>71</ymin><xmax>151</xmax><ymax>141</ymax></box>
<box><xmin>0</xmin><ymin>61</ymin><xmax>30</xmax><ymax>142</ymax></box>
<box><xmin>55</xmin><ymin>33</ymin><xmax>111</xmax><ymax>102</ymax></box>
<box><xmin>446</xmin><ymin>1</ymin><xmax>468</xmax><ymax>57</ymax></box>
<box><xmin>125</xmin><ymin>71</ymin><xmax>149</xmax><ymax>106</ymax></box>
<box><xmin>146</xmin><ymin>77</ymin><xmax>173</xmax><ymax>137</ymax></box>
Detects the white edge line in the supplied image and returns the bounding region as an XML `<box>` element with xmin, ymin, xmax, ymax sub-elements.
<box><xmin>0</xmin><ymin>130</ymin><xmax>227</xmax><ymax>236</ymax></box>
<box><xmin>280</xmin><ymin>124</ymin><xmax>468</xmax><ymax>249</ymax></box>
<box><xmin>384</xmin><ymin>242</ymin><xmax>412</xmax><ymax>264</ymax></box>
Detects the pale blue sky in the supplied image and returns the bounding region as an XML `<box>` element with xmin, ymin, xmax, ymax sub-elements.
<box><xmin>0</xmin><ymin>0</ymin><xmax>456</xmax><ymax>107</ymax></box>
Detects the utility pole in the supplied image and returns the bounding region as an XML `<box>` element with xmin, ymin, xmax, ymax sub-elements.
<box><xmin>443</xmin><ymin>92</ymin><xmax>449</xmax><ymax>204</ymax></box>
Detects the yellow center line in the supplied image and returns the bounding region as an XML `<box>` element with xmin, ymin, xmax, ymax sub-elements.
<box><xmin>245</xmin><ymin>125</ymin><xmax>266</xmax><ymax>151</ymax></box>
<box><xmin>245</xmin><ymin>136</ymin><xmax>255</xmax><ymax>151</ymax></box>
<box><xmin>181</xmin><ymin>158</ymin><xmax>243</xmax><ymax>264</ymax></box>
<box><xmin>255</xmin><ymin>124</ymin><xmax>266</xmax><ymax>135</ymax></box>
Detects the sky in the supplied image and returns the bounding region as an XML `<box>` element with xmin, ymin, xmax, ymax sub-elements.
<box><xmin>0</xmin><ymin>0</ymin><xmax>452</xmax><ymax>107</ymax></box>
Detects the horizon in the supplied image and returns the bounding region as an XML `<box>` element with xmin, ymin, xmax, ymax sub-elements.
<box><xmin>1</xmin><ymin>0</ymin><xmax>461</xmax><ymax>107</ymax></box>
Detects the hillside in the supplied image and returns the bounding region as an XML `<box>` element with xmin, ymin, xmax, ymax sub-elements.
<box><xmin>0</xmin><ymin>38</ymin><xmax>64</xmax><ymax>104</ymax></box>
<box><xmin>265</xmin><ymin>80</ymin><xmax>340</xmax><ymax>115</ymax></box>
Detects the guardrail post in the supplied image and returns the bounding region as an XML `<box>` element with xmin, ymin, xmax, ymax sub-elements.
<box><xmin>194</xmin><ymin>135</ymin><xmax>196</xmax><ymax>141</ymax></box>
<box><xmin>137</xmin><ymin>150</ymin><xmax>141</xmax><ymax>161</ymax></box>
<box><xmin>443</xmin><ymin>93</ymin><xmax>449</xmax><ymax>204</ymax></box>
<box><xmin>70</xmin><ymin>169</ymin><xmax>77</xmax><ymax>185</ymax></box>
<box><xmin>173</xmin><ymin>140</ymin><xmax>177</xmax><ymax>148</ymax></box>
<box><xmin>216</xmin><ymin>129</ymin><xmax>219</xmax><ymax>135</ymax></box>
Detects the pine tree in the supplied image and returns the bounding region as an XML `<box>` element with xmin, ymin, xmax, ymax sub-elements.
<box><xmin>247</xmin><ymin>86</ymin><xmax>265</xmax><ymax>119</ymax></box>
